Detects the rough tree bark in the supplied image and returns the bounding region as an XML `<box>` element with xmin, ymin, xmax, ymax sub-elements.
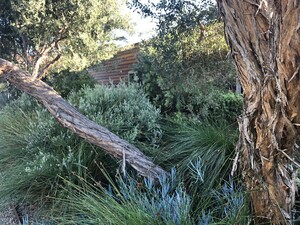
<box><xmin>0</xmin><ymin>58</ymin><xmax>167</xmax><ymax>179</ymax></box>
<box><xmin>218</xmin><ymin>0</ymin><xmax>300</xmax><ymax>224</ymax></box>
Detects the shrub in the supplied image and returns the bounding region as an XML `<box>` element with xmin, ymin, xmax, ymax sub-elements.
<box><xmin>187</xmin><ymin>89</ymin><xmax>243</xmax><ymax>124</ymax></box>
<box><xmin>44</xmin><ymin>69</ymin><xmax>97</xmax><ymax>98</ymax></box>
<box><xmin>134</xmin><ymin>22</ymin><xmax>238</xmax><ymax>117</ymax></box>
<box><xmin>212</xmin><ymin>179</ymin><xmax>248</xmax><ymax>224</ymax></box>
<box><xmin>0</xmin><ymin>88</ymin><xmax>249</xmax><ymax>224</ymax></box>
<box><xmin>69</xmin><ymin>82</ymin><xmax>162</xmax><ymax>147</ymax></box>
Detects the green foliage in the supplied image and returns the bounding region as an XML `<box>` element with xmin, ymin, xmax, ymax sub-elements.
<box><xmin>55</xmin><ymin>169</ymin><xmax>193</xmax><ymax>225</ymax></box>
<box><xmin>0</xmin><ymin>86</ymin><xmax>10</xmax><ymax>108</ymax></box>
<box><xmin>69</xmin><ymin>83</ymin><xmax>162</xmax><ymax>147</ymax></box>
<box><xmin>55</xmin><ymin>169</ymin><xmax>248</xmax><ymax>225</ymax></box>
<box><xmin>44</xmin><ymin>69</ymin><xmax>97</xmax><ymax>98</ymax></box>
<box><xmin>0</xmin><ymin>83</ymin><xmax>22</xmax><ymax>109</ymax></box>
<box><xmin>212</xmin><ymin>179</ymin><xmax>249</xmax><ymax>224</ymax></box>
<box><xmin>0</xmin><ymin>84</ymin><xmax>161</xmax><ymax>204</ymax></box>
<box><xmin>135</xmin><ymin>22</ymin><xmax>238</xmax><ymax>117</ymax></box>
<box><xmin>0</xmin><ymin>1</ymin><xmax>18</xmax><ymax>61</ymax></box>
<box><xmin>0</xmin><ymin>87</ymin><xmax>248</xmax><ymax>224</ymax></box>
<box><xmin>186</xmin><ymin>89</ymin><xmax>243</xmax><ymax>124</ymax></box>
<box><xmin>129</xmin><ymin>0</ymin><xmax>218</xmax><ymax>31</ymax></box>
<box><xmin>0</xmin><ymin>0</ymin><xmax>132</xmax><ymax>72</ymax></box>
<box><xmin>21</xmin><ymin>215</ymin><xmax>53</xmax><ymax>225</ymax></box>
<box><xmin>156</xmin><ymin>116</ymin><xmax>238</xmax><ymax>214</ymax></box>
<box><xmin>130</xmin><ymin>1</ymin><xmax>235</xmax><ymax>118</ymax></box>
<box><xmin>128</xmin><ymin>0</ymin><xmax>240</xmax><ymax>129</ymax></box>
<box><xmin>0</xmin><ymin>99</ymin><xmax>58</xmax><ymax>202</ymax></box>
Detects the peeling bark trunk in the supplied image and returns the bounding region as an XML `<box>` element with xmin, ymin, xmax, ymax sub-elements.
<box><xmin>218</xmin><ymin>1</ymin><xmax>300</xmax><ymax>224</ymax></box>
<box><xmin>0</xmin><ymin>58</ymin><xmax>167</xmax><ymax>179</ymax></box>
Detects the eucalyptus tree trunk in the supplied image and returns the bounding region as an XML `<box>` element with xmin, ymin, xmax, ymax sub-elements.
<box><xmin>218</xmin><ymin>1</ymin><xmax>300</xmax><ymax>224</ymax></box>
<box><xmin>0</xmin><ymin>58</ymin><xmax>167</xmax><ymax>179</ymax></box>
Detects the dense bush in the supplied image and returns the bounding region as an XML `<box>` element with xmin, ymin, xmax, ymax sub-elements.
<box><xmin>0</xmin><ymin>83</ymin><xmax>248</xmax><ymax>224</ymax></box>
<box><xmin>187</xmin><ymin>89</ymin><xmax>243</xmax><ymax>124</ymax></box>
<box><xmin>134</xmin><ymin>22</ymin><xmax>238</xmax><ymax>117</ymax></box>
<box><xmin>0</xmin><ymin>83</ymin><xmax>161</xmax><ymax>204</ymax></box>
<box><xmin>44</xmin><ymin>69</ymin><xmax>97</xmax><ymax>98</ymax></box>
<box><xmin>69</xmin><ymin>83</ymin><xmax>162</xmax><ymax>146</ymax></box>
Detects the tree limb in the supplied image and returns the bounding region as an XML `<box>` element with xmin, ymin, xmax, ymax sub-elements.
<box><xmin>31</xmin><ymin>48</ymin><xmax>52</xmax><ymax>79</ymax></box>
<box><xmin>0</xmin><ymin>58</ymin><xmax>167</xmax><ymax>179</ymax></box>
<box><xmin>36</xmin><ymin>54</ymin><xmax>61</xmax><ymax>80</ymax></box>
<box><xmin>31</xmin><ymin>35</ymin><xmax>67</xmax><ymax>79</ymax></box>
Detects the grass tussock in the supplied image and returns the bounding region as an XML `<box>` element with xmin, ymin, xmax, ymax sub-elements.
<box><xmin>53</xmin><ymin>167</ymin><xmax>248</xmax><ymax>225</ymax></box>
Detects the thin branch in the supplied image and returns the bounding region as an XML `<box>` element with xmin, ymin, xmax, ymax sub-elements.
<box><xmin>278</xmin><ymin>149</ymin><xmax>300</xmax><ymax>168</ymax></box>
<box><xmin>31</xmin><ymin>47</ymin><xmax>52</xmax><ymax>79</ymax></box>
<box><xmin>31</xmin><ymin>36</ymin><xmax>67</xmax><ymax>79</ymax></box>
<box><xmin>19</xmin><ymin>33</ymin><xmax>31</xmax><ymax>70</ymax></box>
<box><xmin>288</xmin><ymin>66</ymin><xmax>299</xmax><ymax>83</ymax></box>
<box><xmin>36</xmin><ymin>54</ymin><xmax>61</xmax><ymax>80</ymax></box>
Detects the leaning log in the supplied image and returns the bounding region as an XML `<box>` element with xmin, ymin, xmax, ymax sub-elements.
<box><xmin>0</xmin><ymin>58</ymin><xmax>167</xmax><ymax>178</ymax></box>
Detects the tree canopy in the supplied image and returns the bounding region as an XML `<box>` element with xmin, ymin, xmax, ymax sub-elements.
<box><xmin>0</xmin><ymin>0</ymin><xmax>132</xmax><ymax>78</ymax></box>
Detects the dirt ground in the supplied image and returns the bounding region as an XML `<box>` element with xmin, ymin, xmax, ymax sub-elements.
<box><xmin>0</xmin><ymin>204</ymin><xmax>21</xmax><ymax>225</ymax></box>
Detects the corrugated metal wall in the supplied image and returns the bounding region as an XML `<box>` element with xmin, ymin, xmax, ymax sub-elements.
<box><xmin>88</xmin><ymin>43</ymin><xmax>139</xmax><ymax>84</ymax></box>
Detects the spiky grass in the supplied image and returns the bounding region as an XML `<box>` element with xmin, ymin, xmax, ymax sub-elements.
<box><xmin>157</xmin><ymin>117</ymin><xmax>238</xmax><ymax>213</ymax></box>
<box><xmin>0</xmin><ymin>106</ymin><xmax>37</xmax><ymax>201</ymax></box>
<box><xmin>53</xmin><ymin>167</ymin><xmax>249</xmax><ymax>225</ymax></box>
<box><xmin>53</xmin><ymin>168</ymin><xmax>194</xmax><ymax>225</ymax></box>
<box><xmin>54</xmin><ymin>180</ymin><xmax>163</xmax><ymax>225</ymax></box>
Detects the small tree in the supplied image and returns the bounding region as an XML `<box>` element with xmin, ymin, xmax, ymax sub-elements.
<box><xmin>218</xmin><ymin>0</ymin><xmax>300</xmax><ymax>224</ymax></box>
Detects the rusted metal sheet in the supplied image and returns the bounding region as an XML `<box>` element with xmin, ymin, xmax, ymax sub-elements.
<box><xmin>88</xmin><ymin>43</ymin><xmax>140</xmax><ymax>84</ymax></box>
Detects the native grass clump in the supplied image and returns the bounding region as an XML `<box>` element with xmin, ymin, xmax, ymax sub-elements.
<box><xmin>55</xmin><ymin>168</ymin><xmax>248</xmax><ymax>225</ymax></box>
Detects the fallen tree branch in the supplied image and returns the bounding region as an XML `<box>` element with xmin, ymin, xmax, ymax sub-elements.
<box><xmin>0</xmin><ymin>58</ymin><xmax>167</xmax><ymax>178</ymax></box>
